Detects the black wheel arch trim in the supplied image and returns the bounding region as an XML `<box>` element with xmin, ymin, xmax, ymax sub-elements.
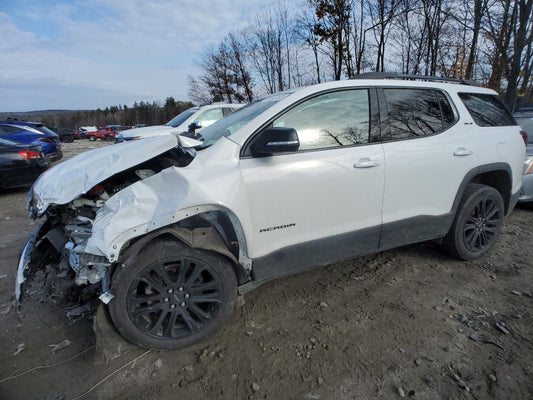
<box><xmin>451</xmin><ymin>162</ymin><xmax>514</xmax><ymax>216</ymax></box>
<box><xmin>118</xmin><ymin>225</ymin><xmax>249</xmax><ymax>286</ymax></box>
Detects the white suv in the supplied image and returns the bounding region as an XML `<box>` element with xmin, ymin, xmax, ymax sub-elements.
<box><xmin>17</xmin><ymin>75</ymin><xmax>526</xmax><ymax>349</ymax></box>
<box><xmin>117</xmin><ymin>103</ymin><xmax>243</xmax><ymax>142</ymax></box>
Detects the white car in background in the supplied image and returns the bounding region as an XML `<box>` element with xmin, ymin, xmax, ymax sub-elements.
<box><xmin>116</xmin><ymin>103</ymin><xmax>243</xmax><ymax>142</ymax></box>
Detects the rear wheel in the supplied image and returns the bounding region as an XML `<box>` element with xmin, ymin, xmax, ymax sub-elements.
<box><xmin>443</xmin><ymin>184</ymin><xmax>504</xmax><ymax>260</ymax></box>
<box><xmin>109</xmin><ymin>239</ymin><xmax>237</xmax><ymax>350</ymax></box>
<box><xmin>105</xmin><ymin>135</ymin><xmax>113</xmax><ymax>142</ymax></box>
<box><xmin>88</xmin><ymin>135</ymin><xmax>96</xmax><ymax>141</ymax></box>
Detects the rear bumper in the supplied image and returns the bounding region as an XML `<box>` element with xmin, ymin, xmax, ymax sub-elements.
<box><xmin>47</xmin><ymin>147</ymin><xmax>63</xmax><ymax>162</ymax></box>
<box><xmin>518</xmin><ymin>173</ymin><xmax>533</xmax><ymax>204</ymax></box>
<box><xmin>508</xmin><ymin>189</ymin><xmax>521</xmax><ymax>214</ymax></box>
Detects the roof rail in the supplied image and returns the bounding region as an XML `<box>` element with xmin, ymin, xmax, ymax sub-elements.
<box><xmin>352</xmin><ymin>72</ymin><xmax>480</xmax><ymax>86</ymax></box>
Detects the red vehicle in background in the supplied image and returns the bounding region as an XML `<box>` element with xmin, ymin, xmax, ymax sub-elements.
<box><xmin>87</xmin><ymin>125</ymin><xmax>128</xmax><ymax>141</ymax></box>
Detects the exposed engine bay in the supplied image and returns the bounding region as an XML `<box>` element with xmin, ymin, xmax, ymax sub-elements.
<box><xmin>17</xmin><ymin>146</ymin><xmax>195</xmax><ymax>319</ymax></box>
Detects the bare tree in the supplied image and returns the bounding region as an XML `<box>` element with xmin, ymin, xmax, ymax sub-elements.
<box><xmin>187</xmin><ymin>75</ymin><xmax>211</xmax><ymax>104</ymax></box>
<box><xmin>485</xmin><ymin>0</ymin><xmax>533</xmax><ymax>108</ymax></box>
<box><xmin>310</xmin><ymin>0</ymin><xmax>353</xmax><ymax>80</ymax></box>
<box><xmin>299</xmin><ymin>7</ymin><xmax>323</xmax><ymax>83</ymax></box>
<box><xmin>227</xmin><ymin>32</ymin><xmax>254</xmax><ymax>102</ymax></box>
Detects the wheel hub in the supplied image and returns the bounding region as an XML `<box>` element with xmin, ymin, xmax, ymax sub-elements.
<box><xmin>126</xmin><ymin>258</ymin><xmax>223</xmax><ymax>339</ymax></box>
<box><xmin>463</xmin><ymin>197</ymin><xmax>501</xmax><ymax>252</ymax></box>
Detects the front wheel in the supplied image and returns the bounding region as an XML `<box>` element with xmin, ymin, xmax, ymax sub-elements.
<box><xmin>105</xmin><ymin>135</ymin><xmax>113</xmax><ymax>142</ymax></box>
<box><xmin>88</xmin><ymin>135</ymin><xmax>96</xmax><ymax>141</ymax></box>
<box><xmin>109</xmin><ymin>239</ymin><xmax>238</xmax><ymax>350</ymax></box>
<box><xmin>443</xmin><ymin>184</ymin><xmax>504</xmax><ymax>260</ymax></box>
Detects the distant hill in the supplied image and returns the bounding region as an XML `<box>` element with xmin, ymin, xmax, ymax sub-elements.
<box><xmin>0</xmin><ymin>110</ymin><xmax>87</xmax><ymax>122</ymax></box>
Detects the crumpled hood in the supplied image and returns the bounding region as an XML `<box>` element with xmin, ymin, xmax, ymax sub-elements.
<box><xmin>121</xmin><ymin>125</ymin><xmax>181</xmax><ymax>138</ymax></box>
<box><xmin>30</xmin><ymin>135</ymin><xmax>190</xmax><ymax>215</ymax></box>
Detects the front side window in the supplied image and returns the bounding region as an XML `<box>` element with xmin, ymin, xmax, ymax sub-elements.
<box><xmin>458</xmin><ymin>93</ymin><xmax>516</xmax><ymax>127</ymax></box>
<box><xmin>271</xmin><ymin>89</ymin><xmax>370</xmax><ymax>151</ymax></box>
<box><xmin>383</xmin><ymin>89</ymin><xmax>447</xmax><ymax>140</ymax></box>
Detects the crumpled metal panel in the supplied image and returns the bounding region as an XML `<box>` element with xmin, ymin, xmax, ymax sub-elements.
<box><xmin>30</xmin><ymin>135</ymin><xmax>202</xmax><ymax>215</ymax></box>
<box><xmin>83</xmin><ymin>138</ymin><xmax>251</xmax><ymax>260</ymax></box>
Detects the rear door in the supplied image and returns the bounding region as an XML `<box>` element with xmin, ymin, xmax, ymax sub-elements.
<box><xmin>379</xmin><ymin>87</ymin><xmax>479</xmax><ymax>249</ymax></box>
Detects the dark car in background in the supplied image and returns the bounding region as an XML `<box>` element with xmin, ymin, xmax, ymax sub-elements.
<box><xmin>0</xmin><ymin>137</ymin><xmax>50</xmax><ymax>190</ymax></box>
<box><xmin>49</xmin><ymin>127</ymin><xmax>77</xmax><ymax>143</ymax></box>
<box><xmin>514</xmin><ymin>111</ymin><xmax>533</xmax><ymax>205</ymax></box>
<box><xmin>0</xmin><ymin>121</ymin><xmax>62</xmax><ymax>162</ymax></box>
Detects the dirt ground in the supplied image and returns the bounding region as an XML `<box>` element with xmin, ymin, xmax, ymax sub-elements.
<box><xmin>0</xmin><ymin>140</ymin><xmax>532</xmax><ymax>400</ymax></box>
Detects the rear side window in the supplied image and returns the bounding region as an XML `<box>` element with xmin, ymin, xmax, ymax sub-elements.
<box><xmin>223</xmin><ymin>107</ymin><xmax>237</xmax><ymax>116</ymax></box>
<box><xmin>383</xmin><ymin>88</ymin><xmax>455</xmax><ymax>140</ymax></box>
<box><xmin>458</xmin><ymin>93</ymin><xmax>516</xmax><ymax>127</ymax></box>
<box><xmin>36</xmin><ymin>126</ymin><xmax>57</xmax><ymax>136</ymax></box>
<box><xmin>197</xmin><ymin>108</ymin><xmax>224</xmax><ymax>123</ymax></box>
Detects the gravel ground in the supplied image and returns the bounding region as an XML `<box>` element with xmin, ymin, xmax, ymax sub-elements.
<box><xmin>0</xmin><ymin>139</ymin><xmax>532</xmax><ymax>400</ymax></box>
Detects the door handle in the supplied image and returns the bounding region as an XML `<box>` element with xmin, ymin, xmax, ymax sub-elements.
<box><xmin>453</xmin><ymin>148</ymin><xmax>473</xmax><ymax>157</ymax></box>
<box><xmin>354</xmin><ymin>159</ymin><xmax>380</xmax><ymax>168</ymax></box>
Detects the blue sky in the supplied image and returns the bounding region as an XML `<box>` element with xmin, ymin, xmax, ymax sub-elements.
<box><xmin>0</xmin><ymin>0</ymin><xmax>265</xmax><ymax>111</ymax></box>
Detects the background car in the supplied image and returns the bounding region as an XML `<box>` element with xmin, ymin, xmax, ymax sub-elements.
<box><xmin>88</xmin><ymin>125</ymin><xmax>129</xmax><ymax>141</ymax></box>
<box><xmin>514</xmin><ymin>111</ymin><xmax>533</xmax><ymax>205</ymax></box>
<box><xmin>76</xmin><ymin>126</ymin><xmax>98</xmax><ymax>139</ymax></box>
<box><xmin>116</xmin><ymin>103</ymin><xmax>243</xmax><ymax>142</ymax></box>
<box><xmin>49</xmin><ymin>127</ymin><xmax>77</xmax><ymax>143</ymax></box>
<box><xmin>0</xmin><ymin>122</ymin><xmax>62</xmax><ymax>162</ymax></box>
<box><xmin>0</xmin><ymin>137</ymin><xmax>50</xmax><ymax>190</ymax></box>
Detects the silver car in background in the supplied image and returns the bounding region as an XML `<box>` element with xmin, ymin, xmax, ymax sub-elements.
<box><xmin>514</xmin><ymin>112</ymin><xmax>533</xmax><ymax>205</ymax></box>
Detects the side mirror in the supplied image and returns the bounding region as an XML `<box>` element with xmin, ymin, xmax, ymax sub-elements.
<box><xmin>250</xmin><ymin>127</ymin><xmax>300</xmax><ymax>156</ymax></box>
<box><xmin>188</xmin><ymin>121</ymin><xmax>202</xmax><ymax>133</ymax></box>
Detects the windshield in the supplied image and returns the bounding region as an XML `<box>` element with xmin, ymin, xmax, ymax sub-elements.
<box><xmin>166</xmin><ymin>108</ymin><xmax>198</xmax><ymax>127</ymax></box>
<box><xmin>516</xmin><ymin>117</ymin><xmax>533</xmax><ymax>144</ymax></box>
<box><xmin>198</xmin><ymin>94</ymin><xmax>291</xmax><ymax>148</ymax></box>
<box><xmin>36</xmin><ymin>126</ymin><xmax>58</xmax><ymax>137</ymax></box>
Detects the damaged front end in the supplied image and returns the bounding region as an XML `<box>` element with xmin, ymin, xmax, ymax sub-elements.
<box><xmin>16</xmin><ymin>135</ymin><xmax>197</xmax><ymax>319</ymax></box>
<box><xmin>17</xmin><ymin>189</ymin><xmax>114</xmax><ymax>316</ymax></box>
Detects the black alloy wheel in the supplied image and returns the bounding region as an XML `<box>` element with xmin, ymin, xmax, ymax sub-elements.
<box><xmin>127</xmin><ymin>257</ymin><xmax>223</xmax><ymax>339</ymax></box>
<box><xmin>109</xmin><ymin>238</ymin><xmax>237</xmax><ymax>349</ymax></box>
<box><xmin>462</xmin><ymin>196</ymin><xmax>500</xmax><ymax>253</ymax></box>
<box><xmin>443</xmin><ymin>183</ymin><xmax>504</xmax><ymax>260</ymax></box>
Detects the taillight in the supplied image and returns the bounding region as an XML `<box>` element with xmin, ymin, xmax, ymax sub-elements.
<box><xmin>520</xmin><ymin>130</ymin><xmax>528</xmax><ymax>146</ymax></box>
<box><xmin>19</xmin><ymin>150</ymin><xmax>41</xmax><ymax>160</ymax></box>
<box><xmin>88</xmin><ymin>185</ymin><xmax>105</xmax><ymax>196</ymax></box>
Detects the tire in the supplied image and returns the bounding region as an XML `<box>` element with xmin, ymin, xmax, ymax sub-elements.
<box><xmin>443</xmin><ymin>183</ymin><xmax>504</xmax><ymax>260</ymax></box>
<box><xmin>63</xmin><ymin>135</ymin><xmax>73</xmax><ymax>143</ymax></box>
<box><xmin>105</xmin><ymin>135</ymin><xmax>113</xmax><ymax>142</ymax></box>
<box><xmin>88</xmin><ymin>135</ymin><xmax>96</xmax><ymax>141</ymax></box>
<box><xmin>108</xmin><ymin>238</ymin><xmax>238</xmax><ymax>350</ymax></box>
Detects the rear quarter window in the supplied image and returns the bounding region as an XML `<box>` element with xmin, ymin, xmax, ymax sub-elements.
<box><xmin>458</xmin><ymin>93</ymin><xmax>516</xmax><ymax>127</ymax></box>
